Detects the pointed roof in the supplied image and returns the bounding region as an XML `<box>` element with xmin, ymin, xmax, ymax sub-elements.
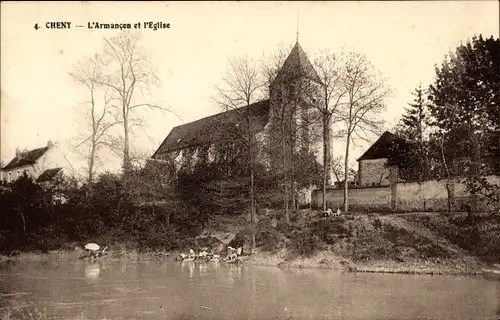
<box><xmin>357</xmin><ymin>131</ymin><xmax>409</xmax><ymax>162</ymax></box>
<box><xmin>273</xmin><ymin>41</ymin><xmax>322</xmax><ymax>85</ymax></box>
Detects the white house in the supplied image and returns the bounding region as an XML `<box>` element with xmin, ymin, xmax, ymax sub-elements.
<box><xmin>1</xmin><ymin>140</ymin><xmax>79</xmax><ymax>184</ymax></box>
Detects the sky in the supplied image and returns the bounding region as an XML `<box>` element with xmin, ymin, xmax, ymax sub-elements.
<box><xmin>1</xmin><ymin>1</ymin><xmax>499</xmax><ymax>175</ymax></box>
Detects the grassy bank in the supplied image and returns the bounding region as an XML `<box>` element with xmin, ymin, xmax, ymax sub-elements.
<box><xmin>2</xmin><ymin>210</ymin><xmax>499</xmax><ymax>277</ymax></box>
<box><xmin>243</xmin><ymin>210</ymin><xmax>500</xmax><ymax>276</ymax></box>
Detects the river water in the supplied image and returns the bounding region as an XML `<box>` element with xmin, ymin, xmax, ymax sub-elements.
<box><xmin>0</xmin><ymin>260</ymin><xmax>499</xmax><ymax>320</ymax></box>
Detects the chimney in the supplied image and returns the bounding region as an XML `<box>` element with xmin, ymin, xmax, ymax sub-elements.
<box><xmin>15</xmin><ymin>147</ymin><xmax>21</xmax><ymax>157</ymax></box>
<box><xmin>47</xmin><ymin>140</ymin><xmax>54</xmax><ymax>148</ymax></box>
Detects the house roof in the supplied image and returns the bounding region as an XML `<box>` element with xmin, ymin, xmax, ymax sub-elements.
<box><xmin>2</xmin><ymin>147</ymin><xmax>49</xmax><ymax>170</ymax></box>
<box><xmin>357</xmin><ymin>131</ymin><xmax>407</xmax><ymax>161</ymax></box>
<box><xmin>152</xmin><ymin>99</ymin><xmax>271</xmax><ymax>159</ymax></box>
<box><xmin>273</xmin><ymin>41</ymin><xmax>322</xmax><ymax>85</ymax></box>
<box><xmin>36</xmin><ymin>167</ymin><xmax>63</xmax><ymax>183</ymax></box>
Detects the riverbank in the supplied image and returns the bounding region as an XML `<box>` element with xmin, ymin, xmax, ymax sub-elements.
<box><xmin>1</xmin><ymin>210</ymin><xmax>499</xmax><ymax>278</ymax></box>
<box><xmin>1</xmin><ymin>246</ymin><xmax>498</xmax><ymax>279</ymax></box>
<box><xmin>246</xmin><ymin>248</ymin><xmax>497</xmax><ymax>276</ymax></box>
<box><xmin>0</xmin><ymin>250</ymin><xmax>500</xmax><ymax>280</ymax></box>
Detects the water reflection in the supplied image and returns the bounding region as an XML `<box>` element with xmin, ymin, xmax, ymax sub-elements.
<box><xmin>199</xmin><ymin>263</ymin><xmax>209</xmax><ymax>274</ymax></box>
<box><xmin>181</xmin><ymin>261</ymin><xmax>195</xmax><ymax>279</ymax></box>
<box><xmin>84</xmin><ymin>263</ymin><xmax>100</xmax><ymax>280</ymax></box>
<box><xmin>0</xmin><ymin>260</ymin><xmax>499</xmax><ymax>320</ymax></box>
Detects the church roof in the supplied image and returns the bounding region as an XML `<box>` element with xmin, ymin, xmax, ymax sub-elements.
<box><xmin>273</xmin><ymin>41</ymin><xmax>322</xmax><ymax>85</ymax></box>
<box><xmin>152</xmin><ymin>99</ymin><xmax>270</xmax><ymax>158</ymax></box>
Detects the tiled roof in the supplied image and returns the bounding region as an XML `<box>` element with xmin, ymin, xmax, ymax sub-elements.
<box><xmin>2</xmin><ymin>147</ymin><xmax>49</xmax><ymax>170</ymax></box>
<box><xmin>36</xmin><ymin>167</ymin><xmax>63</xmax><ymax>182</ymax></box>
<box><xmin>152</xmin><ymin>99</ymin><xmax>270</xmax><ymax>158</ymax></box>
<box><xmin>357</xmin><ymin>131</ymin><xmax>407</xmax><ymax>161</ymax></box>
<box><xmin>273</xmin><ymin>41</ymin><xmax>322</xmax><ymax>85</ymax></box>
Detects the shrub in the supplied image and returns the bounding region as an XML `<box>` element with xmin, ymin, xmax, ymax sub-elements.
<box><xmin>228</xmin><ymin>231</ymin><xmax>246</xmax><ymax>249</ymax></box>
<box><xmin>308</xmin><ymin>218</ymin><xmax>349</xmax><ymax>245</ymax></box>
<box><xmin>256</xmin><ymin>227</ymin><xmax>284</xmax><ymax>252</ymax></box>
<box><xmin>196</xmin><ymin>236</ymin><xmax>222</xmax><ymax>250</ymax></box>
<box><xmin>136</xmin><ymin>224</ymin><xmax>181</xmax><ymax>251</ymax></box>
<box><xmin>288</xmin><ymin>226</ymin><xmax>323</xmax><ymax>257</ymax></box>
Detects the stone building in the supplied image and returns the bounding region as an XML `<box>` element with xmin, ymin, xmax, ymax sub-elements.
<box><xmin>152</xmin><ymin>40</ymin><xmax>325</xmax><ymax>185</ymax></box>
<box><xmin>356</xmin><ymin>131</ymin><xmax>403</xmax><ymax>187</ymax></box>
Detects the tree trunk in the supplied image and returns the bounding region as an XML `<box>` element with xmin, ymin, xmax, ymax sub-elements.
<box><xmin>446</xmin><ymin>182</ymin><xmax>452</xmax><ymax>215</ymax></box>
<box><xmin>291</xmin><ymin>147</ymin><xmax>296</xmax><ymax>212</ymax></box>
<box><xmin>123</xmin><ymin>107</ymin><xmax>130</xmax><ymax>181</ymax></box>
<box><xmin>248</xmin><ymin>116</ymin><xmax>256</xmax><ymax>252</ymax></box>
<box><xmin>470</xmin><ymin>132</ymin><xmax>481</xmax><ymax>213</ymax></box>
<box><xmin>439</xmin><ymin>136</ymin><xmax>452</xmax><ymax>215</ymax></box>
<box><xmin>19</xmin><ymin>210</ymin><xmax>26</xmax><ymax>234</ymax></box>
<box><xmin>88</xmin><ymin>138</ymin><xmax>96</xmax><ymax>189</ymax></box>
<box><xmin>250</xmin><ymin>168</ymin><xmax>256</xmax><ymax>251</ymax></box>
<box><xmin>280</xmin><ymin>106</ymin><xmax>290</xmax><ymax>225</ymax></box>
<box><xmin>343</xmin><ymin>135</ymin><xmax>351</xmax><ymax>212</ymax></box>
<box><xmin>282</xmin><ymin>132</ymin><xmax>290</xmax><ymax>225</ymax></box>
<box><xmin>322</xmin><ymin>114</ymin><xmax>331</xmax><ymax>211</ymax></box>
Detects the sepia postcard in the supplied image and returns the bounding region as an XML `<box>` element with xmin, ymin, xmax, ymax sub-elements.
<box><xmin>1</xmin><ymin>1</ymin><xmax>499</xmax><ymax>319</ymax></box>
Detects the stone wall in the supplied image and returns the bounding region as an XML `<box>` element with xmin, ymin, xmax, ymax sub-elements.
<box><xmin>312</xmin><ymin>175</ymin><xmax>500</xmax><ymax>212</ymax></box>
<box><xmin>396</xmin><ymin>175</ymin><xmax>500</xmax><ymax>212</ymax></box>
<box><xmin>358</xmin><ymin>158</ymin><xmax>391</xmax><ymax>187</ymax></box>
<box><xmin>312</xmin><ymin>185</ymin><xmax>392</xmax><ymax>211</ymax></box>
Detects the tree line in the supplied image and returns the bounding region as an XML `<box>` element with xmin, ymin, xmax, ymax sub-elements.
<box><xmin>390</xmin><ymin>35</ymin><xmax>499</xmax><ymax>213</ymax></box>
<box><xmin>1</xmin><ymin>33</ymin><xmax>497</xmax><ymax>253</ymax></box>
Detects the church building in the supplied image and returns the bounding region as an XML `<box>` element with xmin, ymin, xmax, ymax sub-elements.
<box><xmin>151</xmin><ymin>40</ymin><xmax>328</xmax><ymax>200</ymax></box>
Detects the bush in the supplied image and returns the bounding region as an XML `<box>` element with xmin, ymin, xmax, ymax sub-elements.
<box><xmin>288</xmin><ymin>226</ymin><xmax>323</xmax><ymax>257</ymax></box>
<box><xmin>256</xmin><ymin>227</ymin><xmax>284</xmax><ymax>252</ymax></box>
<box><xmin>228</xmin><ymin>231</ymin><xmax>246</xmax><ymax>249</ymax></box>
<box><xmin>308</xmin><ymin>218</ymin><xmax>350</xmax><ymax>244</ymax></box>
<box><xmin>136</xmin><ymin>224</ymin><xmax>181</xmax><ymax>251</ymax></box>
<box><xmin>196</xmin><ymin>236</ymin><xmax>222</xmax><ymax>250</ymax></box>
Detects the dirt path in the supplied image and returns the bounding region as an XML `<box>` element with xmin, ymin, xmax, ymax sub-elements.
<box><xmin>378</xmin><ymin>215</ymin><xmax>478</xmax><ymax>264</ymax></box>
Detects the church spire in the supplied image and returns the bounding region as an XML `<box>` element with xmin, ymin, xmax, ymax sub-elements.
<box><xmin>296</xmin><ymin>10</ymin><xmax>299</xmax><ymax>43</ymax></box>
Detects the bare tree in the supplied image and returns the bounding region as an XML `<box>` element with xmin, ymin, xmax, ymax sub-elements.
<box><xmin>261</xmin><ymin>46</ymin><xmax>292</xmax><ymax>222</ymax></box>
<box><xmin>340</xmin><ymin>52</ymin><xmax>390</xmax><ymax>211</ymax></box>
<box><xmin>70</xmin><ymin>55</ymin><xmax>119</xmax><ymax>188</ymax></box>
<box><xmin>261</xmin><ymin>44</ymin><xmax>322</xmax><ymax>223</ymax></box>
<box><xmin>313</xmin><ymin>52</ymin><xmax>348</xmax><ymax>210</ymax></box>
<box><xmin>213</xmin><ymin>56</ymin><xmax>264</xmax><ymax>252</ymax></box>
<box><xmin>96</xmin><ymin>32</ymin><xmax>173</xmax><ymax>180</ymax></box>
<box><xmin>330</xmin><ymin>155</ymin><xmax>350</xmax><ymax>185</ymax></box>
<box><xmin>261</xmin><ymin>44</ymin><xmax>292</xmax><ymax>97</ymax></box>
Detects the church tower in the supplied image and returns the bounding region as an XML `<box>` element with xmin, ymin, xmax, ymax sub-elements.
<box><xmin>267</xmin><ymin>40</ymin><xmax>323</xmax><ymax>171</ymax></box>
